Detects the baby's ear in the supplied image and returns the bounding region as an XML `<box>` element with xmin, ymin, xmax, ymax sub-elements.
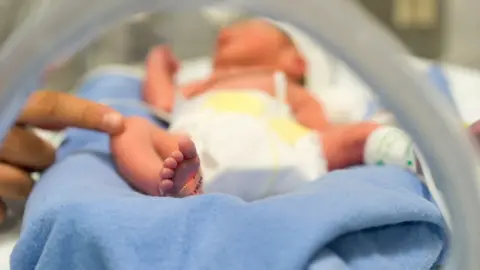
<box><xmin>281</xmin><ymin>49</ymin><xmax>306</xmax><ymax>81</ymax></box>
<box><xmin>293</xmin><ymin>55</ymin><xmax>306</xmax><ymax>79</ymax></box>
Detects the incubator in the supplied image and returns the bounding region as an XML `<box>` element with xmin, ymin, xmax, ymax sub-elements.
<box><xmin>0</xmin><ymin>0</ymin><xmax>480</xmax><ymax>269</ymax></box>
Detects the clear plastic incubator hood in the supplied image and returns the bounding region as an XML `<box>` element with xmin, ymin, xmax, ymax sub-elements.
<box><xmin>0</xmin><ymin>0</ymin><xmax>479</xmax><ymax>269</ymax></box>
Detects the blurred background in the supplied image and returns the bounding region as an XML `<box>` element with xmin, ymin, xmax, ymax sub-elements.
<box><xmin>0</xmin><ymin>0</ymin><xmax>477</xmax><ymax>90</ymax></box>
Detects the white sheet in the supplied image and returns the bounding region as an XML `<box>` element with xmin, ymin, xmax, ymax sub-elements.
<box><xmin>327</xmin><ymin>58</ymin><xmax>480</xmax><ymax>125</ymax></box>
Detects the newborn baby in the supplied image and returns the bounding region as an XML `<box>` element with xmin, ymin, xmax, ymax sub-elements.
<box><xmin>111</xmin><ymin>19</ymin><xmax>420</xmax><ymax>198</ymax></box>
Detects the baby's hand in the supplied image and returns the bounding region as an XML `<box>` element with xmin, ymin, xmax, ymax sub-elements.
<box><xmin>144</xmin><ymin>46</ymin><xmax>180</xmax><ymax>113</ymax></box>
<box><xmin>151</xmin><ymin>46</ymin><xmax>179</xmax><ymax>76</ymax></box>
<box><xmin>468</xmin><ymin>120</ymin><xmax>480</xmax><ymax>145</ymax></box>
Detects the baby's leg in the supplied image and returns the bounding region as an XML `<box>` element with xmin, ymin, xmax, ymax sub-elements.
<box><xmin>110</xmin><ymin>117</ymin><xmax>201</xmax><ymax>197</ymax></box>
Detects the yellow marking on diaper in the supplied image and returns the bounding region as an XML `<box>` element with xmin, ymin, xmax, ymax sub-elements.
<box><xmin>204</xmin><ymin>92</ymin><xmax>265</xmax><ymax>116</ymax></box>
<box><xmin>268</xmin><ymin>117</ymin><xmax>311</xmax><ymax>146</ymax></box>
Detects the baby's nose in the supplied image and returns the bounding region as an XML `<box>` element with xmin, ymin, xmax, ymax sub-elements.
<box><xmin>217</xmin><ymin>29</ymin><xmax>231</xmax><ymax>46</ymax></box>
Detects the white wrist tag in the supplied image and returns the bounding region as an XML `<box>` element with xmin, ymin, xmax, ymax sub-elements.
<box><xmin>364</xmin><ymin>126</ymin><xmax>417</xmax><ymax>172</ymax></box>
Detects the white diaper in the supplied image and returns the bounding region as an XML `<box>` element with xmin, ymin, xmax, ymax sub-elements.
<box><xmin>169</xmin><ymin>72</ymin><xmax>327</xmax><ymax>201</ymax></box>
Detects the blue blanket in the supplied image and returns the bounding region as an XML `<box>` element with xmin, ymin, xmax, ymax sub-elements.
<box><xmin>10</xmin><ymin>73</ymin><xmax>446</xmax><ymax>270</ymax></box>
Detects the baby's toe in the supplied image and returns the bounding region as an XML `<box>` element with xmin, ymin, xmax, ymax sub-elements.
<box><xmin>158</xmin><ymin>180</ymin><xmax>174</xmax><ymax>195</ymax></box>
<box><xmin>164</xmin><ymin>157</ymin><xmax>178</xmax><ymax>169</ymax></box>
<box><xmin>160</xmin><ymin>168</ymin><xmax>175</xmax><ymax>179</ymax></box>
<box><xmin>171</xmin><ymin>150</ymin><xmax>184</xmax><ymax>162</ymax></box>
<box><xmin>178</xmin><ymin>137</ymin><xmax>198</xmax><ymax>160</ymax></box>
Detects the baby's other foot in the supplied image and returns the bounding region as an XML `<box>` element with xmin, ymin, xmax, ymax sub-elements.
<box><xmin>159</xmin><ymin>136</ymin><xmax>201</xmax><ymax>197</ymax></box>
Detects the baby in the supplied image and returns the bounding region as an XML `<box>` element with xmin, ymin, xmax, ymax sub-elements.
<box><xmin>110</xmin><ymin>19</ymin><xmax>420</xmax><ymax>198</ymax></box>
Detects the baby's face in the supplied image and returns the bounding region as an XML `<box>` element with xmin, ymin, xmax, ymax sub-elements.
<box><xmin>213</xmin><ymin>19</ymin><xmax>288</xmax><ymax>68</ymax></box>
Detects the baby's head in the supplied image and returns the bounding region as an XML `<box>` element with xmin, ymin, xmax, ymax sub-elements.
<box><xmin>213</xmin><ymin>19</ymin><xmax>306</xmax><ymax>85</ymax></box>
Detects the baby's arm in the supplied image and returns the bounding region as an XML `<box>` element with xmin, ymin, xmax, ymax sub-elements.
<box><xmin>143</xmin><ymin>46</ymin><xmax>179</xmax><ymax>113</ymax></box>
<box><xmin>321</xmin><ymin>122</ymin><xmax>379</xmax><ymax>171</ymax></box>
<box><xmin>285</xmin><ymin>84</ymin><xmax>423</xmax><ymax>173</ymax></box>
<box><xmin>144</xmin><ymin>45</ymin><xmax>214</xmax><ymax>110</ymax></box>
<box><xmin>286</xmin><ymin>84</ymin><xmax>331</xmax><ymax>132</ymax></box>
<box><xmin>323</xmin><ymin>122</ymin><xmax>426</xmax><ymax>175</ymax></box>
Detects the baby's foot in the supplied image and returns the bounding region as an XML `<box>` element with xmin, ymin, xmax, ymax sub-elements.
<box><xmin>159</xmin><ymin>136</ymin><xmax>202</xmax><ymax>197</ymax></box>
